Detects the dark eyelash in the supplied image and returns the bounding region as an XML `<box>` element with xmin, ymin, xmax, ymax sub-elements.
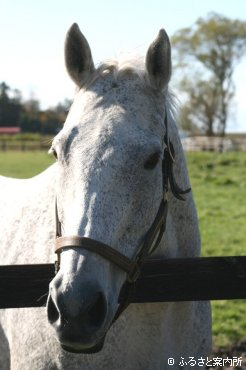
<box><xmin>50</xmin><ymin>147</ymin><xmax>58</xmax><ymax>160</ymax></box>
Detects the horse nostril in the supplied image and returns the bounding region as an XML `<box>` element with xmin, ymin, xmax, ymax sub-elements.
<box><xmin>47</xmin><ymin>294</ymin><xmax>60</xmax><ymax>325</ymax></box>
<box><xmin>47</xmin><ymin>280</ymin><xmax>108</xmax><ymax>333</ymax></box>
<box><xmin>87</xmin><ymin>292</ymin><xmax>107</xmax><ymax>328</ymax></box>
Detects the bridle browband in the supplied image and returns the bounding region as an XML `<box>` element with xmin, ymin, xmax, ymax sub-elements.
<box><xmin>54</xmin><ymin>116</ymin><xmax>190</xmax><ymax>321</ymax></box>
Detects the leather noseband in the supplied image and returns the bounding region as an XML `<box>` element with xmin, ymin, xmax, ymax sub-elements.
<box><xmin>55</xmin><ymin>197</ymin><xmax>167</xmax><ymax>283</ymax></box>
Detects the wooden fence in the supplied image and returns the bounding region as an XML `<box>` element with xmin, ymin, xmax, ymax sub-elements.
<box><xmin>181</xmin><ymin>136</ymin><xmax>246</xmax><ymax>152</ymax></box>
<box><xmin>0</xmin><ymin>256</ymin><xmax>246</xmax><ymax>309</ymax></box>
<box><xmin>0</xmin><ymin>141</ymin><xmax>50</xmax><ymax>151</ymax></box>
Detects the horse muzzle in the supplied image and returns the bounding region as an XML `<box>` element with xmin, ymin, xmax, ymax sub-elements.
<box><xmin>47</xmin><ymin>274</ymin><xmax>109</xmax><ymax>353</ymax></box>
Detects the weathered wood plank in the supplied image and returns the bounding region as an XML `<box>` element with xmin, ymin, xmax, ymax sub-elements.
<box><xmin>0</xmin><ymin>256</ymin><xmax>246</xmax><ymax>308</ymax></box>
<box><xmin>125</xmin><ymin>256</ymin><xmax>246</xmax><ymax>303</ymax></box>
<box><xmin>0</xmin><ymin>264</ymin><xmax>54</xmax><ymax>308</ymax></box>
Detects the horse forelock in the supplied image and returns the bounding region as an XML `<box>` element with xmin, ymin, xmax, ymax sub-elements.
<box><xmin>97</xmin><ymin>56</ymin><xmax>146</xmax><ymax>82</ymax></box>
<box><xmin>71</xmin><ymin>54</ymin><xmax>179</xmax><ymax>137</ymax></box>
<box><xmin>78</xmin><ymin>55</ymin><xmax>169</xmax><ymax>94</ymax></box>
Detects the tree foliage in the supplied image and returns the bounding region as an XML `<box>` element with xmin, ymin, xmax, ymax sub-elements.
<box><xmin>0</xmin><ymin>81</ymin><xmax>70</xmax><ymax>134</ymax></box>
<box><xmin>172</xmin><ymin>12</ymin><xmax>246</xmax><ymax>136</ymax></box>
<box><xmin>178</xmin><ymin>77</ymin><xmax>221</xmax><ymax>136</ymax></box>
<box><xmin>0</xmin><ymin>82</ymin><xmax>22</xmax><ymax>126</ymax></box>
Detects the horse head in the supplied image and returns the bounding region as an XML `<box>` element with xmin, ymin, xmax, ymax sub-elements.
<box><xmin>47</xmin><ymin>23</ymin><xmax>172</xmax><ymax>353</ymax></box>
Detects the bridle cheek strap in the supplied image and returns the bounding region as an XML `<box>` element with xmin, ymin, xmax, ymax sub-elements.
<box><xmin>54</xmin><ymin>199</ymin><xmax>168</xmax><ymax>283</ymax></box>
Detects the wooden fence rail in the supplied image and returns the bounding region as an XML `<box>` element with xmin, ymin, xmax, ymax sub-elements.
<box><xmin>0</xmin><ymin>256</ymin><xmax>246</xmax><ymax>309</ymax></box>
<box><xmin>0</xmin><ymin>141</ymin><xmax>50</xmax><ymax>151</ymax></box>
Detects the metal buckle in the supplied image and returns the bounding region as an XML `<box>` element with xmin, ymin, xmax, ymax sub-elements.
<box><xmin>127</xmin><ymin>261</ymin><xmax>141</xmax><ymax>283</ymax></box>
<box><xmin>54</xmin><ymin>259</ymin><xmax>60</xmax><ymax>274</ymax></box>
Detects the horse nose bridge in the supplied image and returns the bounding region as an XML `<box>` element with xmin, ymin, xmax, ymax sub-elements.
<box><xmin>60</xmin><ymin>154</ymin><xmax>128</xmax><ymax>240</ymax></box>
<box><xmin>63</xmin><ymin>190</ymin><xmax>120</xmax><ymax>241</ymax></box>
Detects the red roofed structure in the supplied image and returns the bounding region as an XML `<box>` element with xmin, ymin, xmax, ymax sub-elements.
<box><xmin>0</xmin><ymin>127</ymin><xmax>21</xmax><ymax>134</ymax></box>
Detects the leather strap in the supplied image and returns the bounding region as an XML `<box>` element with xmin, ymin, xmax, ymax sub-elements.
<box><xmin>55</xmin><ymin>236</ymin><xmax>133</xmax><ymax>273</ymax></box>
<box><xmin>55</xmin><ymin>198</ymin><xmax>168</xmax><ymax>283</ymax></box>
<box><xmin>55</xmin><ymin>198</ymin><xmax>62</xmax><ymax>238</ymax></box>
<box><xmin>127</xmin><ymin>199</ymin><xmax>167</xmax><ymax>282</ymax></box>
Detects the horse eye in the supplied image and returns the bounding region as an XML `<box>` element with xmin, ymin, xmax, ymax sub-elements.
<box><xmin>144</xmin><ymin>152</ymin><xmax>160</xmax><ymax>170</ymax></box>
<box><xmin>50</xmin><ymin>147</ymin><xmax>58</xmax><ymax>160</ymax></box>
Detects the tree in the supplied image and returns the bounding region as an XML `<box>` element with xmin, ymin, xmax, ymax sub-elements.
<box><xmin>178</xmin><ymin>77</ymin><xmax>221</xmax><ymax>136</ymax></box>
<box><xmin>172</xmin><ymin>13</ymin><xmax>246</xmax><ymax>136</ymax></box>
<box><xmin>0</xmin><ymin>82</ymin><xmax>10</xmax><ymax>103</ymax></box>
<box><xmin>0</xmin><ymin>81</ymin><xmax>69</xmax><ymax>134</ymax></box>
<box><xmin>0</xmin><ymin>82</ymin><xmax>22</xmax><ymax>126</ymax></box>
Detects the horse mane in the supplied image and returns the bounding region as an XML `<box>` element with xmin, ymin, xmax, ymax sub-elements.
<box><xmin>80</xmin><ymin>55</ymin><xmax>179</xmax><ymax>130</ymax></box>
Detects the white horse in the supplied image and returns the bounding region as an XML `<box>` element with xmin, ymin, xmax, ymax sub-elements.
<box><xmin>0</xmin><ymin>24</ymin><xmax>211</xmax><ymax>369</ymax></box>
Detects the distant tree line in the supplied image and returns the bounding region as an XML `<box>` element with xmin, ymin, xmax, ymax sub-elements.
<box><xmin>0</xmin><ymin>82</ymin><xmax>70</xmax><ymax>134</ymax></box>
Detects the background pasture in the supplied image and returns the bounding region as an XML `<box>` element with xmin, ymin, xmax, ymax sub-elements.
<box><xmin>0</xmin><ymin>150</ymin><xmax>246</xmax><ymax>347</ymax></box>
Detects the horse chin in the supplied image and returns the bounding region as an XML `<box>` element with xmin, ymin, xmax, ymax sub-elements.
<box><xmin>60</xmin><ymin>336</ymin><xmax>106</xmax><ymax>354</ymax></box>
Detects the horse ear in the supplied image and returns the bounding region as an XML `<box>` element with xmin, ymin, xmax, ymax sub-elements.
<box><xmin>146</xmin><ymin>29</ymin><xmax>171</xmax><ymax>90</ymax></box>
<box><xmin>65</xmin><ymin>23</ymin><xmax>95</xmax><ymax>86</ymax></box>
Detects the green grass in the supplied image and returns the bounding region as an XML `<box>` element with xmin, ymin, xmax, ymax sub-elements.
<box><xmin>0</xmin><ymin>150</ymin><xmax>246</xmax><ymax>348</ymax></box>
<box><xmin>0</xmin><ymin>151</ymin><xmax>54</xmax><ymax>178</ymax></box>
<box><xmin>186</xmin><ymin>152</ymin><xmax>246</xmax><ymax>347</ymax></box>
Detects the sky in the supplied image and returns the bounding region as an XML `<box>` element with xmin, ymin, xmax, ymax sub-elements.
<box><xmin>1</xmin><ymin>0</ymin><xmax>246</xmax><ymax>132</ymax></box>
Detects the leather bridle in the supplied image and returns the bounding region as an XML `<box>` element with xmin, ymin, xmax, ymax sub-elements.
<box><xmin>54</xmin><ymin>116</ymin><xmax>190</xmax><ymax>321</ymax></box>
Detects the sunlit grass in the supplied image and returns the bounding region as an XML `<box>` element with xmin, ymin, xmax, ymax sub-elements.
<box><xmin>186</xmin><ymin>152</ymin><xmax>246</xmax><ymax>347</ymax></box>
<box><xmin>0</xmin><ymin>151</ymin><xmax>54</xmax><ymax>178</ymax></box>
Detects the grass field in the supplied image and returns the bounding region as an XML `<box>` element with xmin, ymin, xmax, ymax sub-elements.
<box><xmin>0</xmin><ymin>151</ymin><xmax>55</xmax><ymax>178</ymax></box>
<box><xmin>186</xmin><ymin>152</ymin><xmax>246</xmax><ymax>347</ymax></box>
<box><xmin>0</xmin><ymin>150</ymin><xmax>246</xmax><ymax>347</ymax></box>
